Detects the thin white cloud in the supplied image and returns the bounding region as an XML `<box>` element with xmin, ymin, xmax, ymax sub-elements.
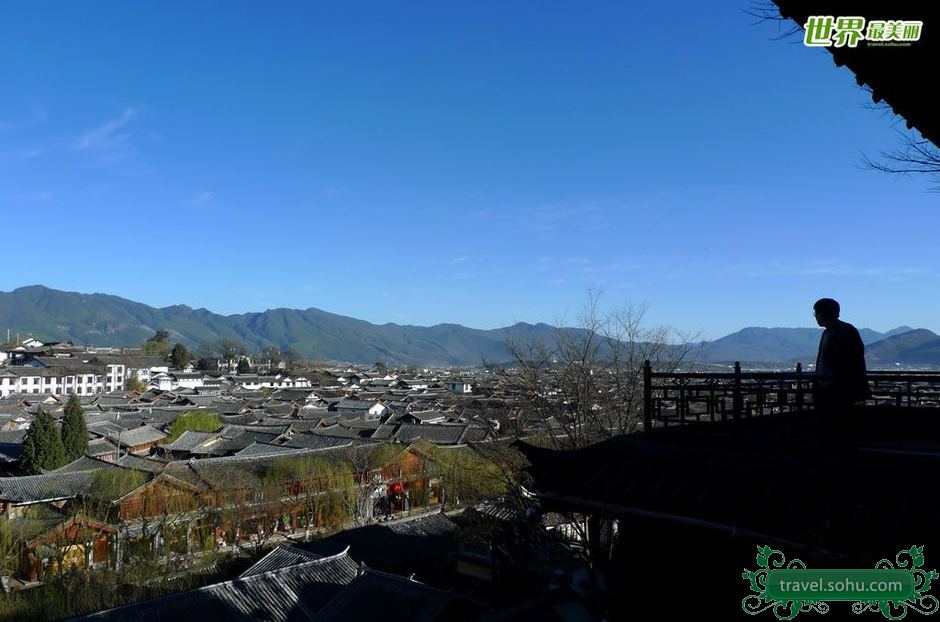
<box><xmin>720</xmin><ymin>260</ymin><xmax>929</xmax><ymax>279</ymax></box>
<box><xmin>15</xmin><ymin>191</ymin><xmax>53</xmax><ymax>203</ymax></box>
<box><xmin>0</xmin><ymin>106</ymin><xmax>48</xmax><ymax>131</ymax></box>
<box><xmin>186</xmin><ymin>191</ymin><xmax>213</xmax><ymax>206</ymax></box>
<box><xmin>0</xmin><ymin>147</ymin><xmax>45</xmax><ymax>161</ymax></box>
<box><xmin>74</xmin><ymin>107</ymin><xmax>137</xmax><ymax>152</ymax></box>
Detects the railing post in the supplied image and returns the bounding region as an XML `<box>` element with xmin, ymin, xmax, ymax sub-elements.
<box><xmin>795</xmin><ymin>362</ymin><xmax>803</xmax><ymax>413</ymax></box>
<box><xmin>732</xmin><ymin>361</ymin><xmax>742</xmax><ymax>422</ymax></box>
<box><xmin>643</xmin><ymin>360</ymin><xmax>652</xmax><ymax>432</ymax></box>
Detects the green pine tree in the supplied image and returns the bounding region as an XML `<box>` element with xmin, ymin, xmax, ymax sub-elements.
<box><xmin>61</xmin><ymin>394</ymin><xmax>89</xmax><ymax>461</ymax></box>
<box><xmin>20</xmin><ymin>415</ymin><xmax>42</xmax><ymax>474</ymax></box>
<box><xmin>20</xmin><ymin>409</ymin><xmax>67</xmax><ymax>474</ymax></box>
<box><xmin>169</xmin><ymin>343</ymin><xmax>191</xmax><ymax>370</ymax></box>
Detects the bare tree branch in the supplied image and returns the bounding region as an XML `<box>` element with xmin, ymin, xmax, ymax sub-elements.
<box><xmin>862</xmin><ymin>130</ymin><xmax>940</xmax><ymax>191</ymax></box>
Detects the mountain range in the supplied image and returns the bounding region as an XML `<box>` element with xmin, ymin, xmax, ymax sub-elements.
<box><xmin>0</xmin><ymin>285</ymin><xmax>561</xmax><ymax>365</ymax></box>
<box><xmin>0</xmin><ymin>285</ymin><xmax>937</xmax><ymax>366</ymax></box>
<box><xmin>697</xmin><ymin>325</ymin><xmax>930</xmax><ymax>365</ymax></box>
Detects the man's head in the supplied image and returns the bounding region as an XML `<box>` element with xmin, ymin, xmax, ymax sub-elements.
<box><xmin>813</xmin><ymin>298</ymin><xmax>840</xmax><ymax>328</ymax></box>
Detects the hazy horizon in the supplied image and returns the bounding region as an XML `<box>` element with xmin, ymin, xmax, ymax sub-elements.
<box><xmin>0</xmin><ymin>284</ymin><xmax>931</xmax><ymax>341</ymax></box>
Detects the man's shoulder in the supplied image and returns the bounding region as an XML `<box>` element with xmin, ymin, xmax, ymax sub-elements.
<box><xmin>835</xmin><ymin>319</ymin><xmax>859</xmax><ymax>333</ymax></box>
<box><xmin>834</xmin><ymin>320</ymin><xmax>864</xmax><ymax>343</ymax></box>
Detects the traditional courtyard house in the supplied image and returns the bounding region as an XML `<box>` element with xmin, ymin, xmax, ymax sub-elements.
<box><xmin>391</xmin><ymin>423</ymin><xmax>486</xmax><ymax>447</ymax></box>
<box><xmin>115</xmin><ymin>442</ymin><xmax>441</xmax><ymax>555</ymax></box>
<box><xmin>104</xmin><ymin>425</ymin><xmax>167</xmax><ymax>456</ymax></box>
<box><xmin>0</xmin><ymin>369</ymin><xmax>20</xmax><ymax>398</ymax></box>
<box><xmin>10</xmin><ymin>358</ymin><xmax>105</xmax><ymax>396</ymax></box>
<box><xmin>169</xmin><ymin>372</ymin><xmax>209</xmax><ymax>390</ymax></box>
<box><xmin>445</xmin><ymin>380</ymin><xmax>473</xmax><ymax>394</ymax></box>
<box><xmin>157</xmin><ymin>430</ymin><xmax>219</xmax><ymax>460</ymax></box>
<box><xmin>94</xmin><ymin>354</ymin><xmax>169</xmax><ymax>386</ymax></box>
<box><xmin>0</xmin><ymin>468</ymin><xmax>106</xmax><ymax>519</ymax></box>
<box><xmin>329</xmin><ymin>398</ymin><xmax>387</xmax><ymax>420</ymax></box>
<box><xmin>17</xmin><ymin>514</ymin><xmax>118</xmax><ymax>582</ymax></box>
<box><xmin>233</xmin><ymin>374</ymin><xmax>265</xmax><ymax>390</ymax></box>
<box><xmin>397</xmin><ymin>410</ymin><xmax>448</xmax><ymax>425</ymax></box>
<box><xmin>148</xmin><ymin>372</ymin><xmax>175</xmax><ymax>391</ymax></box>
<box><xmin>177</xmin><ymin>424</ymin><xmax>293</xmax><ymax>458</ymax></box>
<box><xmin>86</xmin><ymin>437</ymin><xmax>121</xmax><ymax>462</ymax></box>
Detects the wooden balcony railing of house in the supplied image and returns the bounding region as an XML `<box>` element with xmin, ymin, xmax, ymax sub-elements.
<box><xmin>642</xmin><ymin>360</ymin><xmax>940</xmax><ymax>430</ymax></box>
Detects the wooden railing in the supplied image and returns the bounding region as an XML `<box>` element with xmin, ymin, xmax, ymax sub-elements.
<box><xmin>642</xmin><ymin>361</ymin><xmax>940</xmax><ymax>430</ymax></box>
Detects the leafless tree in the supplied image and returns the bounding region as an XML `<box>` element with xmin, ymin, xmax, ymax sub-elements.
<box><xmin>506</xmin><ymin>290</ymin><xmax>700</xmax><ymax>450</ymax></box>
<box><xmin>862</xmin><ymin>130</ymin><xmax>940</xmax><ymax>191</ymax></box>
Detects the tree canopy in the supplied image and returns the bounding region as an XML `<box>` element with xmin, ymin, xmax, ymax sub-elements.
<box><xmin>141</xmin><ymin>329</ymin><xmax>171</xmax><ymax>358</ymax></box>
<box><xmin>165</xmin><ymin>411</ymin><xmax>222</xmax><ymax>443</ymax></box>
<box><xmin>21</xmin><ymin>408</ymin><xmax>67</xmax><ymax>473</ymax></box>
<box><xmin>169</xmin><ymin>343</ymin><xmax>191</xmax><ymax>370</ymax></box>
<box><xmin>61</xmin><ymin>394</ymin><xmax>89</xmax><ymax>461</ymax></box>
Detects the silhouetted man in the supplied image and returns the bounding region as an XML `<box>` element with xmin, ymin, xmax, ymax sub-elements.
<box><xmin>812</xmin><ymin>298</ymin><xmax>870</xmax><ymax>451</ymax></box>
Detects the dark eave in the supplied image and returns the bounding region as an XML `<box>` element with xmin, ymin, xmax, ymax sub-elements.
<box><xmin>773</xmin><ymin>1</ymin><xmax>939</xmax><ymax>146</ymax></box>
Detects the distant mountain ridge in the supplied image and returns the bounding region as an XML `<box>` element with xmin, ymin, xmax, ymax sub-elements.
<box><xmin>700</xmin><ymin>325</ymin><xmax>935</xmax><ymax>366</ymax></box>
<box><xmin>865</xmin><ymin>328</ymin><xmax>940</xmax><ymax>365</ymax></box>
<box><xmin>0</xmin><ymin>285</ymin><xmax>564</xmax><ymax>365</ymax></box>
<box><xmin>0</xmin><ymin>286</ymin><xmax>934</xmax><ymax>366</ymax></box>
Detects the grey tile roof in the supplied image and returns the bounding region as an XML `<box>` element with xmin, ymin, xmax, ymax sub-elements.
<box><xmin>192</xmin><ymin>431</ymin><xmax>282</xmax><ymax>457</ymax></box>
<box><xmin>370</xmin><ymin>424</ymin><xmax>397</xmax><ymax>441</ymax></box>
<box><xmin>0</xmin><ymin>469</ymin><xmax>103</xmax><ymax>503</ymax></box>
<box><xmin>88</xmin><ymin>420</ymin><xmax>128</xmax><ymax>438</ymax></box>
<box><xmin>161</xmin><ymin>430</ymin><xmax>217</xmax><ymax>452</ymax></box>
<box><xmin>115</xmin><ymin>454</ymin><xmax>168</xmax><ymax>473</ymax></box>
<box><xmin>52</xmin><ymin>456</ymin><xmax>118</xmax><ymax>473</ymax></box>
<box><xmin>309</xmin><ymin>425</ymin><xmax>363</xmax><ymax>440</ymax></box>
<box><xmin>312</xmin><ymin>569</ymin><xmax>458</xmax><ymax>622</ymax></box>
<box><xmin>87</xmin><ymin>437</ymin><xmax>119</xmax><ymax>457</ymax></box>
<box><xmin>106</xmin><ymin>424</ymin><xmax>167</xmax><ymax>448</ymax></box>
<box><xmin>259</xmin><ymin>418</ymin><xmax>325</xmax><ymax>432</ymax></box>
<box><xmin>394</xmin><ymin>424</ymin><xmax>467</xmax><ymax>445</ymax></box>
<box><xmin>296</xmin><ymin>513</ymin><xmax>457</xmax><ymax>572</ymax></box>
<box><xmin>161</xmin><ymin>445</ymin><xmax>355</xmax><ymax>490</ymax></box>
<box><xmin>277</xmin><ymin>433</ymin><xmax>355</xmax><ymax>452</ymax></box>
<box><xmin>81</xmin><ymin>549</ymin><xmax>360</xmax><ymax>621</ymax></box>
<box><xmin>240</xmin><ymin>543</ymin><xmax>327</xmax><ymax>578</ymax></box>
<box><xmin>233</xmin><ymin>442</ymin><xmax>311</xmax><ymax>458</ymax></box>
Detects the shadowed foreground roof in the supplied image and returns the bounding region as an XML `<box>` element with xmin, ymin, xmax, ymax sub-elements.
<box><xmin>312</xmin><ymin>568</ymin><xmax>476</xmax><ymax>621</ymax></box>
<box><xmin>516</xmin><ymin>406</ymin><xmax>940</xmax><ymax>557</ymax></box>
<box><xmin>297</xmin><ymin>512</ymin><xmax>458</xmax><ymax>571</ymax></box>
<box><xmin>240</xmin><ymin>543</ymin><xmax>327</xmax><ymax>579</ymax></box>
<box><xmin>79</xmin><ymin>549</ymin><xmax>360</xmax><ymax>621</ymax></box>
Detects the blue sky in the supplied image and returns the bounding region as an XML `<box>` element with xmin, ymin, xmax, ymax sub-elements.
<box><xmin>1</xmin><ymin>2</ymin><xmax>936</xmax><ymax>339</ymax></box>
